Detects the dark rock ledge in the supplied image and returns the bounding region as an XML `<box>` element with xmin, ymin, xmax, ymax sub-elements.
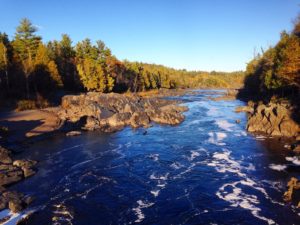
<box><xmin>0</xmin><ymin>146</ymin><xmax>36</xmax><ymax>214</ymax></box>
<box><xmin>57</xmin><ymin>92</ymin><xmax>189</xmax><ymax>133</ymax></box>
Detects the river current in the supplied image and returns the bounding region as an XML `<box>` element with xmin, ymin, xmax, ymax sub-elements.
<box><xmin>3</xmin><ymin>90</ymin><xmax>300</xmax><ymax>225</ymax></box>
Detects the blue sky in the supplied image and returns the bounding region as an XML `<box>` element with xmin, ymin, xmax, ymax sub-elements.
<box><xmin>0</xmin><ymin>0</ymin><xmax>299</xmax><ymax>72</ymax></box>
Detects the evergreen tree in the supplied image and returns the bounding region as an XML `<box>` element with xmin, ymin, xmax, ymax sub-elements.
<box><xmin>13</xmin><ymin>18</ymin><xmax>41</xmax><ymax>98</ymax></box>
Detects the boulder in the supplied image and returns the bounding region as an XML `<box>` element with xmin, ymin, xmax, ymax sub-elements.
<box><xmin>246</xmin><ymin>103</ymin><xmax>300</xmax><ymax>138</ymax></box>
<box><xmin>84</xmin><ymin>116</ymin><xmax>101</xmax><ymax>131</ymax></box>
<box><xmin>293</xmin><ymin>144</ymin><xmax>300</xmax><ymax>153</ymax></box>
<box><xmin>22</xmin><ymin>167</ymin><xmax>36</xmax><ymax>178</ymax></box>
<box><xmin>0</xmin><ymin>147</ymin><xmax>12</xmax><ymax>164</ymax></box>
<box><xmin>0</xmin><ymin>166</ymin><xmax>23</xmax><ymax>186</ymax></box>
<box><xmin>130</xmin><ymin>112</ymin><xmax>150</xmax><ymax>128</ymax></box>
<box><xmin>12</xmin><ymin>159</ymin><xmax>37</xmax><ymax>178</ymax></box>
<box><xmin>0</xmin><ymin>190</ymin><xmax>34</xmax><ymax>213</ymax></box>
<box><xmin>13</xmin><ymin>159</ymin><xmax>37</xmax><ymax>168</ymax></box>
<box><xmin>8</xmin><ymin>199</ymin><xmax>23</xmax><ymax>213</ymax></box>
<box><xmin>283</xmin><ymin>177</ymin><xmax>300</xmax><ymax>202</ymax></box>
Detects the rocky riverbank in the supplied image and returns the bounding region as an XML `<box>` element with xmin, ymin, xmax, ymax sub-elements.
<box><xmin>236</xmin><ymin>102</ymin><xmax>300</xmax><ymax>141</ymax></box>
<box><xmin>0</xmin><ymin>92</ymin><xmax>189</xmax><ymax>217</ymax></box>
<box><xmin>0</xmin><ymin>146</ymin><xmax>36</xmax><ymax>216</ymax></box>
<box><xmin>236</xmin><ymin>101</ymin><xmax>300</xmax><ymax>207</ymax></box>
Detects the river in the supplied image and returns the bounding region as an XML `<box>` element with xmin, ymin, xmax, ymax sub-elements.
<box><xmin>3</xmin><ymin>90</ymin><xmax>300</xmax><ymax>225</ymax></box>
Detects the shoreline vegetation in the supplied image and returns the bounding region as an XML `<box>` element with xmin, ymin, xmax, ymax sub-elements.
<box><xmin>0</xmin><ymin>18</ymin><xmax>244</xmax><ymax>112</ymax></box>
<box><xmin>0</xmin><ymin>14</ymin><xmax>299</xmax><ymax>222</ymax></box>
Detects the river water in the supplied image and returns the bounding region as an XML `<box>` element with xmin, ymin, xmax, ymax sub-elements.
<box><xmin>3</xmin><ymin>90</ymin><xmax>300</xmax><ymax>225</ymax></box>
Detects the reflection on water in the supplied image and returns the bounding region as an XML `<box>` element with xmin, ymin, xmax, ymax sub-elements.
<box><xmin>4</xmin><ymin>90</ymin><xmax>300</xmax><ymax>225</ymax></box>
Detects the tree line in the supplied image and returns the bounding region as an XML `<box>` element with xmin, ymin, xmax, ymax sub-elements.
<box><xmin>241</xmin><ymin>15</ymin><xmax>300</xmax><ymax>100</ymax></box>
<box><xmin>0</xmin><ymin>18</ymin><xmax>244</xmax><ymax>108</ymax></box>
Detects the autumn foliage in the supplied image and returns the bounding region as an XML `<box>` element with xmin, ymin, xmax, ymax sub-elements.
<box><xmin>0</xmin><ymin>18</ymin><xmax>244</xmax><ymax>108</ymax></box>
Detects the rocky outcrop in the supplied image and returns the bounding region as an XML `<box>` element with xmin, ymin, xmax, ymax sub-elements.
<box><xmin>0</xmin><ymin>147</ymin><xmax>37</xmax><ymax>186</ymax></box>
<box><xmin>0</xmin><ymin>146</ymin><xmax>37</xmax><ymax>212</ymax></box>
<box><xmin>237</xmin><ymin>102</ymin><xmax>300</xmax><ymax>138</ymax></box>
<box><xmin>0</xmin><ymin>188</ymin><xmax>34</xmax><ymax>213</ymax></box>
<box><xmin>283</xmin><ymin>177</ymin><xmax>300</xmax><ymax>207</ymax></box>
<box><xmin>57</xmin><ymin>92</ymin><xmax>188</xmax><ymax>132</ymax></box>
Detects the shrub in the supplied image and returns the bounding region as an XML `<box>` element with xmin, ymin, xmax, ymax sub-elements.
<box><xmin>16</xmin><ymin>100</ymin><xmax>37</xmax><ymax>111</ymax></box>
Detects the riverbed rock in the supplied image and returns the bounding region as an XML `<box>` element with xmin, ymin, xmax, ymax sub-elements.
<box><xmin>0</xmin><ymin>165</ymin><xmax>23</xmax><ymax>186</ymax></box>
<box><xmin>246</xmin><ymin>103</ymin><xmax>300</xmax><ymax>138</ymax></box>
<box><xmin>293</xmin><ymin>144</ymin><xmax>300</xmax><ymax>153</ymax></box>
<box><xmin>13</xmin><ymin>159</ymin><xmax>37</xmax><ymax>168</ymax></box>
<box><xmin>129</xmin><ymin>112</ymin><xmax>150</xmax><ymax>128</ymax></box>
<box><xmin>66</xmin><ymin>131</ymin><xmax>82</xmax><ymax>136</ymax></box>
<box><xmin>283</xmin><ymin>177</ymin><xmax>300</xmax><ymax>202</ymax></box>
<box><xmin>13</xmin><ymin>159</ymin><xmax>37</xmax><ymax>178</ymax></box>
<box><xmin>57</xmin><ymin>92</ymin><xmax>188</xmax><ymax>132</ymax></box>
<box><xmin>0</xmin><ymin>146</ymin><xmax>12</xmax><ymax>164</ymax></box>
<box><xmin>0</xmin><ymin>190</ymin><xmax>35</xmax><ymax>213</ymax></box>
<box><xmin>0</xmin><ymin>145</ymin><xmax>37</xmax><ymax>214</ymax></box>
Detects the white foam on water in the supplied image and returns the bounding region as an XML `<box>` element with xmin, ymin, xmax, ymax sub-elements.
<box><xmin>70</xmin><ymin>145</ymin><xmax>123</xmax><ymax>170</ymax></box>
<box><xmin>255</xmin><ymin>135</ymin><xmax>266</xmax><ymax>140</ymax></box>
<box><xmin>125</xmin><ymin>142</ymin><xmax>132</xmax><ymax>148</ymax></box>
<box><xmin>173</xmin><ymin>162</ymin><xmax>199</xmax><ymax>179</ymax></box>
<box><xmin>208</xmin><ymin>132</ymin><xmax>227</xmax><ymax>146</ymax></box>
<box><xmin>149</xmin><ymin>172</ymin><xmax>169</xmax><ymax>197</ymax></box>
<box><xmin>150</xmin><ymin>173</ymin><xmax>169</xmax><ymax>181</ymax></box>
<box><xmin>170</xmin><ymin>162</ymin><xmax>184</xmax><ymax>170</ymax></box>
<box><xmin>285</xmin><ymin>156</ymin><xmax>300</xmax><ymax>165</ymax></box>
<box><xmin>188</xmin><ymin>150</ymin><xmax>201</xmax><ymax>161</ymax></box>
<box><xmin>132</xmin><ymin>200</ymin><xmax>154</xmax><ymax>223</ymax></box>
<box><xmin>206</xmin><ymin>106</ymin><xmax>218</xmax><ymax>116</ymax></box>
<box><xmin>188</xmin><ymin>119</ymin><xmax>202</xmax><ymax>125</ymax></box>
<box><xmin>52</xmin><ymin>204</ymin><xmax>74</xmax><ymax>224</ymax></box>
<box><xmin>246</xmin><ymin>163</ymin><xmax>256</xmax><ymax>171</ymax></box>
<box><xmin>0</xmin><ymin>209</ymin><xmax>37</xmax><ymax>225</ymax></box>
<box><xmin>215</xmin><ymin>120</ymin><xmax>235</xmax><ymax>132</ymax></box>
<box><xmin>216</xmin><ymin>132</ymin><xmax>227</xmax><ymax>141</ymax></box>
<box><xmin>52</xmin><ymin>144</ymin><xmax>85</xmax><ymax>157</ymax></box>
<box><xmin>150</xmin><ymin>190</ymin><xmax>160</xmax><ymax>197</ymax></box>
<box><xmin>240</xmin><ymin>131</ymin><xmax>248</xmax><ymax>136</ymax></box>
<box><xmin>208</xmin><ymin>149</ymin><xmax>277</xmax><ymax>224</ymax></box>
<box><xmin>269</xmin><ymin>164</ymin><xmax>287</xmax><ymax>171</ymax></box>
<box><xmin>149</xmin><ymin>154</ymin><xmax>159</xmax><ymax>161</ymax></box>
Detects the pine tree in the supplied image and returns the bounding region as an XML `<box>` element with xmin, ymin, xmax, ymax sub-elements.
<box><xmin>13</xmin><ymin>18</ymin><xmax>41</xmax><ymax>98</ymax></box>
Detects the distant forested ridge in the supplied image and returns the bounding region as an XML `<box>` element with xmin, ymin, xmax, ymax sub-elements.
<box><xmin>0</xmin><ymin>18</ymin><xmax>244</xmax><ymax>108</ymax></box>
